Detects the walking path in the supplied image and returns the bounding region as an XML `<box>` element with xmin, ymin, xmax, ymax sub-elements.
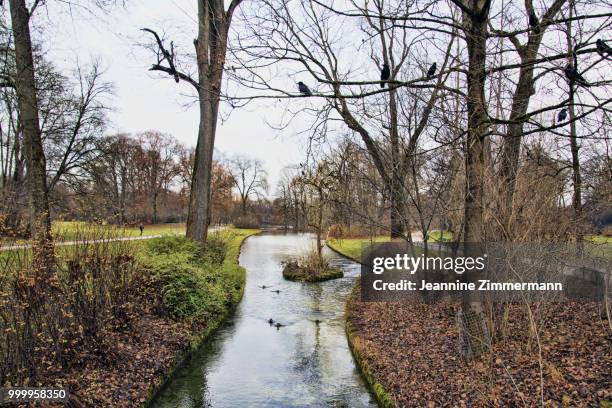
<box><xmin>0</xmin><ymin>226</ymin><xmax>226</xmax><ymax>252</ymax></box>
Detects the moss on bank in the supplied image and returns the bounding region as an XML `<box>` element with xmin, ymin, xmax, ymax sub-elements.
<box><xmin>328</xmin><ymin>240</ymin><xmax>395</xmax><ymax>407</ymax></box>
<box><xmin>345</xmin><ymin>282</ymin><xmax>396</xmax><ymax>408</ymax></box>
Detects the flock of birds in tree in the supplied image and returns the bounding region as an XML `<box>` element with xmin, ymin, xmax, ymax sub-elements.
<box><xmin>558</xmin><ymin>39</ymin><xmax>610</xmax><ymax>124</ymax></box>
<box><xmin>295</xmin><ymin>32</ymin><xmax>611</xmax><ymax>128</ymax></box>
<box><xmin>296</xmin><ymin>60</ymin><xmax>437</xmax><ymax>96</ymax></box>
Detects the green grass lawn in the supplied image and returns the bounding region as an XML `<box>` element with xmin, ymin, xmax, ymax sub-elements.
<box><xmin>586</xmin><ymin>234</ymin><xmax>612</xmax><ymax>244</ymax></box>
<box><xmin>326</xmin><ymin>230</ymin><xmax>453</xmax><ymax>262</ymax></box>
<box><xmin>215</xmin><ymin>228</ymin><xmax>260</xmax><ymax>264</ymax></box>
<box><xmin>426</xmin><ymin>230</ymin><xmax>453</xmax><ymax>242</ymax></box>
<box><xmin>52</xmin><ymin>221</ymin><xmax>186</xmax><ymax>241</ymax></box>
<box><xmin>326</xmin><ymin>236</ymin><xmax>390</xmax><ymax>262</ymax></box>
<box><xmin>1</xmin><ymin>222</ymin><xmax>190</xmax><ymax>246</ymax></box>
<box><xmin>585</xmin><ymin>235</ymin><xmax>612</xmax><ymax>259</ymax></box>
<box><xmin>0</xmin><ymin>227</ymin><xmax>256</xmax><ymax>267</ymax></box>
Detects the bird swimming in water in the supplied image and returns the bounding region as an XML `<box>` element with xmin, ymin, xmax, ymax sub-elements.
<box><xmin>298</xmin><ymin>81</ymin><xmax>312</xmax><ymax>96</ymax></box>
<box><xmin>596</xmin><ymin>39</ymin><xmax>611</xmax><ymax>58</ymax></box>
<box><xmin>427</xmin><ymin>62</ymin><xmax>437</xmax><ymax>79</ymax></box>
<box><xmin>274</xmin><ymin>322</ymin><xmax>284</xmax><ymax>329</ymax></box>
<box><xmin>273</xmin><ymin>289</ymin><xmax>280</xmax><ymax>294</ymax></box>
<box><xmin>557</xmin><ymin>108</ymin><xmax>568</xmax><ymax>123</ymax></box>
<box><xmin>380</xmin><ymin>63</ymin><xmax>390</xmax><ymax>88</ymax></box>
<box><xmin>268</xmin><ymin>318</ymin><xmax>274</xmax><ymax>325</ymax></box>
<box><xmin>564</xmin><ymin>62</ymin><xmax>590</xmax><ymax>87</ymax></box>
<box><xmin>528</xmin><ymin>11</ymin><xmax>540</xmax><ymax>34</ymax></box>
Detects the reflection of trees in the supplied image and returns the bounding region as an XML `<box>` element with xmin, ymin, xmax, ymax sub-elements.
<box><xmin>291</xmin><ymin>283</ymin><xmax>324</xmax><ymax>387</ymax></box>
<box><xmin>152</xmin><ymin>324</ymin><xmax>238</xmax><ymax>408</ymax></box>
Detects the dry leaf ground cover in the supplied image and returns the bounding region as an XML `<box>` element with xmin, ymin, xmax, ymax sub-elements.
<box><xmin>347</xmin><ymin>283</ymin><xmax>611</xmax><ymax>408</ymax></box>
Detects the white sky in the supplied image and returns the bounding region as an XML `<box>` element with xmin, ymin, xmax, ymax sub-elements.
<box><xmin>40</xmin><ymin>0</ymin><xmax>307</xmax><ymax>193</ymax></box>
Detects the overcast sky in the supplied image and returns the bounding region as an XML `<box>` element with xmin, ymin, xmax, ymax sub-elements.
<box><xmin>42</xmin><ymin>0</ymin><xmax>307</xmax><ymax>193</ymax></box>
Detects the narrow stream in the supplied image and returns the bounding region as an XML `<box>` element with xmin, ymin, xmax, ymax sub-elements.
<box><xmin>150</xmin><ymin>232</ymin><xmax>376</xmax><ymax>408</ymax></box>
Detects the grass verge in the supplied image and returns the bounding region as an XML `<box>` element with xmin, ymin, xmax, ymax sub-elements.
<box><xmin>326</xmin><ymin>236</ymin><xmax>389</xmax><ymax>263</ymax></box>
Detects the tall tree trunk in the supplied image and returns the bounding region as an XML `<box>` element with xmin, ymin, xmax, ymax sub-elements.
<box><xmin>152</xmin><ymin>191</ymin><xmax>158</xmax><ymax>224</ymax></box>
<box><xmin>498</xmin><ymin>0</ymin><xmax>566</xmax><ymax>237</ymax></box>
<box><xmin>186</xmin><ymin>0</ymin><xmax>236</xmax><ymax>243</ymax></box>
<box><xmin>499</xmin><ymin>70</ymin><xmax>534</xmax><ymax>232</ymax></box>
<box><xmin>316</xmin><ymin>187</ymin><xmax>324</xmax><ymax>262</ymax></box>
<box><xmin>565</xmin><ymin>3</ymin><xmax>583</xmax><ymax>248</ymax></box>
<box><xmin>241</xmin><ymin>197</ymin><xmax>248</xmax><ymax>215</ymax></box>
<box><xmin>8</xmin><ymin>0</ymin><xmax>53</xmax><ymax>261</ymax></box>
<box><xmin>461</xmin><ymin>0</ymin><xmax>491</xmax><ymax>359</ymax></box>
<box><xmin>388</xmin><ymin>87</ymin><xmax>405</xmax><ymax>239</ymax></box>
<box><xmin>569</xmin><ymin>95</ymin><xmax>582</xmax><ymax>241</ymax></box>
<box><xmin>463</xmin><ymin>8</ymin><xmax>488</xmax><ymax>246</ymax></box>
<box><xmin>119</xmin><ymin>168</ymin><xmax>127</xmax><ymax>224</ymax></box>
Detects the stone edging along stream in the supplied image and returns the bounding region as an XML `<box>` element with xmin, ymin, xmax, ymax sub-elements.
<box><xmin>325</xmin><ymin>240</ymin><xmax>396</xmax><ymax>408</ymax></box>
<box><xmin>142</xmin><ymin>230</ymin><xmax>262</xmax><ymax>407</ymax></box>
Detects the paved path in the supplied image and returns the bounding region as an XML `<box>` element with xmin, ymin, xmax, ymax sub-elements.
<box><xmin>0</xmin><ymin>226</ymin><xmax>227</xmax><ymax>252</ymax></box>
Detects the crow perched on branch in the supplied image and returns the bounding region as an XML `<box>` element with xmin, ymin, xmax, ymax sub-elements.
<box><xmin>557</xmin><ymin>108</ymin><xmax>568</xmax><ymax>123</ymax></box>
<box><xmin>564</xmin><ymin>62</ymin><xmax>590</xmax><ymax>87</ymax></box>
<box><xmin>596</xmin><ymin>39</ymin><xmax>611</xmax><ymax>58</ymax></box>
<box><xmin>297</xmin><ymin>81</ymin><xmax>312</xmax><ymax>96</ymax></box>
<box><xmin>528</xmin><ymin>11</ymin><xmax>540</xmax><ymax>34</ymax></box>
<box><xmin>427</xmin><ymin>62</ymin><xmax>437</xmax><ymax>79</ymax></box>
<box><xmin>380</xmin><ymin>63</ymin><xmax>390</xmax><ymax>88</ymax></box>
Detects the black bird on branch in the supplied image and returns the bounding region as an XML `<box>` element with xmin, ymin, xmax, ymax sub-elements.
<box><xmin>564</xmin><ymin>62</ymin><xmax>590</xmax><ymax>87</ymax></box>
<box><xmin>596</xmin><ymin>39</ymin><xmax>612</xmax><ymax>58</ymax></box>
<box><xmin>298</xmin><ymin>81</ymin><xmax>312</xmax><ymax>96</ymax></box>
<box><xmin>528</xmin><ymin>11</ymin><xmax>540</xmax><ymax>34</ymax></box>
<box><xmin>557</xmin><ymin>108</ymin><xmax>568</xmax><ymax>123</ymax></box>
<box><xmin>380</xmin><ymin>63</ymin><xmax>390</xmax><ymax>88</ymax></box>
<box><xmin>427</xmin><ymin>62</ymin><xmax>437</xmax><ymax>79</ymax></box>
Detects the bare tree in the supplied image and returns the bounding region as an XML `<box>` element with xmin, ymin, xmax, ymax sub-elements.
<box><xmin>228</xmin><ymin>155</ymin><xmax>268</xmax><ymax>216</ymax></box>
<box><xmin>8</xmin><ymin>0</ymin><xmax>52</xmax><ymax>262</ymax></box>
<box><xmin>137</xmin><ymin>131</ymin><xmax>181</xmax><ymax>224</ymax></box>
<box><xmin>142</xmin><ymin>0</ymin><xmax>246</xmax><ymax>243</ymax></box>
<box><xmin>46</xmin><ymin>62</ymin><xmax>112</xmax><ymax>193</ymax></box>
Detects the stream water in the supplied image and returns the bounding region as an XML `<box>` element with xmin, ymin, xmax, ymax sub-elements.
<box><xmin>149</xmin><ymin>232</ymin><xmax>377</xmax><ymax>408</ymax></box>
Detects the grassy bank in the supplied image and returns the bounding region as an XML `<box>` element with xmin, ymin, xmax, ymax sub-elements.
<box><xmin>326</xmin><ymin>236</ymin><xmax>389</xmax><ymax>263</ymax></box>
<box><xmin>427</xmin><ymin>230</ymin><xmax>453</xmax><ymax>242</ymax></box>
<box><xmin>0</xmin><ymin>228</ymin><xmax>258</xmax><ymax>407</ymax></box>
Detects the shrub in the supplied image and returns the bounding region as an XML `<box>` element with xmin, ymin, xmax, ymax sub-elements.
<box><xmin>141</xmin><ymin>235</ymin><xmax>234</xmax><ymax>322</ymax></box>
<box><xmin>144</xmin><ymin>235</ymin><xmax>226</xmax><ymax>266</ymax></box>
<box><xmin>327</xmin><ymin>224</ymin><xmax>344</xmax><ymax>239</ymax></box>
<box><xmin>143</xmin><ymin>253</ymin><xmax>226</xmax><ymax>321</ymax></box>
<box><xmin>282</xmin><ymin>247</ymin><xmax>343</xmax><ymax>282</ymax></box>
<box><xmin>0</xmin><ymin>235</ymin><xmax>138</xmax><ymax>384</ymax></box>
<box><xmin>233</xmin><ymin>215</ymin><xmax>261</xmax><ymax>229</ymax></box>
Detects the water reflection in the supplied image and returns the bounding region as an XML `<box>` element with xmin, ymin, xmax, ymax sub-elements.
<box><xmin>150</xmin><ymin>232</ymin><xmax>375</xmax><ymax>408</ymax></box>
